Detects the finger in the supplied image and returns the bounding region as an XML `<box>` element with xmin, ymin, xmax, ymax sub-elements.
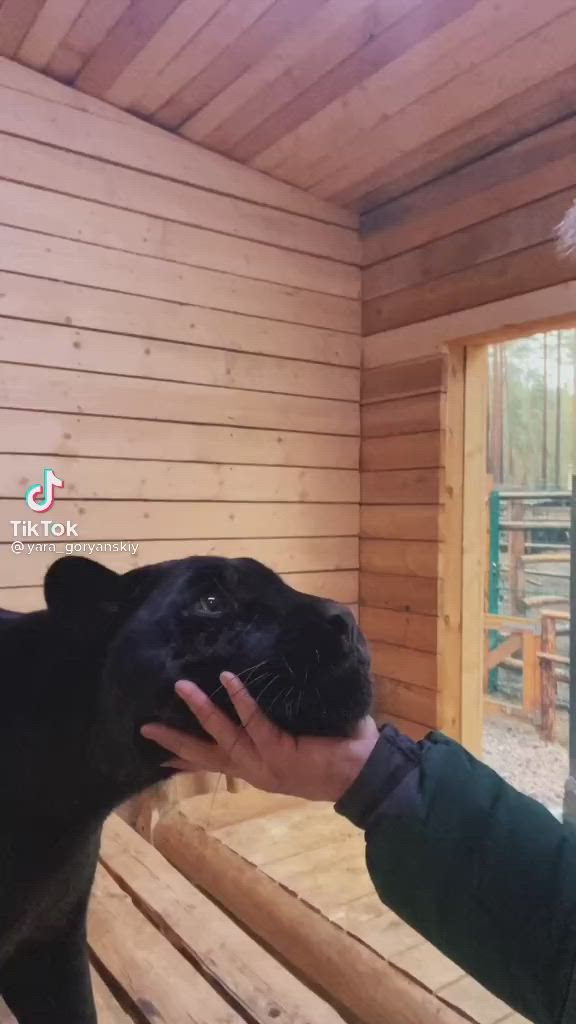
<box><xmin>220</xmin><ymin>672</ymin><xmax>279</xmax><ymax>749</ymax></box>
<box><xmin>174</xmin><ymin>679</ymin><xmax>251</xmax><ymax>755</ymax></box>
<box><xmin>140</xmin><ymin>723</ymin><xmax>225</xmax><ymax>769</ymax></box>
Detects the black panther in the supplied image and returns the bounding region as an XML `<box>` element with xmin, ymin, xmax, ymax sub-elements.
<box><xmin>0</xmin><ymin>554</ymin><xmax>372</xmax><ymax>1022</ymax></box>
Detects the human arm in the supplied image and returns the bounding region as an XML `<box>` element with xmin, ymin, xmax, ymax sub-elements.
<box><xmin>142</xmin><ymin>673</ymin><xmax>576</xmax><ymax>1024</ymax></box>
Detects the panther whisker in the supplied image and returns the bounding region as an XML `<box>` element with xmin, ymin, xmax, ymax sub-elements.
<box><xmin>283</xmin><ymin>686</ymin><xmax>295</xmax><ymax>722</ymax></box>
<box><xmin>265</xmin><ymin>686</ymin><xmax>288</xmax><ymax>720</ymax></box>
<box><xmin>282</xmin><ymin>656</ymin><xmax>295</xmax><ymax>679</ymax></box>
<box><xmin>238</xmin><ymin>658</ymin><xmax>268</xmax><ymax>681</ymax></box>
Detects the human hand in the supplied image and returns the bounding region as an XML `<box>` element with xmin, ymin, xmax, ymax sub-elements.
<box><xmin>141</xmin><ymin>672</ymin><xmax>379</xmax><ymax>803</ymax></box>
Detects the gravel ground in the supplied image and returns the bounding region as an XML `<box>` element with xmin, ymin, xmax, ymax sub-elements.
<box><xmin>483</xmin><ymin>714</ymin><xmax>569</xmax><ymax>811</ymax></box>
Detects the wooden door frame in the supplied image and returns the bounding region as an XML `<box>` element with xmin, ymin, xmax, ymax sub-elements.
<box><xmin>454</xmin><ymin>311</ymin><xmax>576</xmax><ymax>756</ymax></box>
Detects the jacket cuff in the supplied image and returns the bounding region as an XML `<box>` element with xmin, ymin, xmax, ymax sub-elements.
<box><xmin>334</xmin><ymin>724</ymin><xmax>426</xmax><ymax>830</ymax></box>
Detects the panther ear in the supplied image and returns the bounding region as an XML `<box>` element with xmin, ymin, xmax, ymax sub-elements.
<box><xmin>44</xmin><ymin>556</ymin><xmax>120</xmax><ymax>616</ymax></box>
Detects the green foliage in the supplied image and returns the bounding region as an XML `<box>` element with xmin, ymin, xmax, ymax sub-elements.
<box><xmin>488</xmin><ymin>330</ymin><xmax>576</xmax><ymax>488</ymax></box>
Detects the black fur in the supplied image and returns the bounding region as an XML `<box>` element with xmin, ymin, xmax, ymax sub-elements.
<box><xmin>0</xmin><ymin>555</ymin><xmax>372</xmax><ymax>1022</ymax></box>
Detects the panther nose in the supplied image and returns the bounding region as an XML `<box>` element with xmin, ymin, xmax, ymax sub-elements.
<box><xmin>325</xmin><ymin>603</ymin><xmax>356</xmax><ymax>643</ymax></box>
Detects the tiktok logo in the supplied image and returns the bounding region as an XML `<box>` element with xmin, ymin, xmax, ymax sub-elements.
<box><xmin>25</xmin><ymin>468</ymin><xmax>64</xmax><ymax>513</ymax></box>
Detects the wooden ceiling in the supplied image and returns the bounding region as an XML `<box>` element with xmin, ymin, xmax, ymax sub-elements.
<box><xmin>1</xmin><ymin>0</ymin><xmax>575</xmax><ymax>213</ymax></box>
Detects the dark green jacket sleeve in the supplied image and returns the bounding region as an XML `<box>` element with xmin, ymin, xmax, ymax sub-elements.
<box><xmin>335</xmin><ymin>727</ymin><xmax>576</xmax><ymax>1024</ymax></box>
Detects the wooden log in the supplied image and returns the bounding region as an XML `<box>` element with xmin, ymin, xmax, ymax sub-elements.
<box><xmin>540</xmin><ymin>615</ymin><xmax>558</xmax><ymax>742</ymax></box>
<box><xmin>155</xmin><ymin>810</ymin><xmax>467</xmax><ymax>1024</ymax></box>
<box><xmin>537</xmin><ymin>652</ymin><xmax>569</xmax><ymax>666</ymax></box>
<box><xmin>521</xmin><ymin>552</ymin><xmax>570</xmax><ymax>564</ymax></box>
<box><xmin>540</xmin><ymin>608</ymin><xmax>571</xmax><ymax>621</ymax></box>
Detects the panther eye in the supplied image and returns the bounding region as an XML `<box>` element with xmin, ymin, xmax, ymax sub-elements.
<box><xmin>197</xmin><ymin>594</ymin><xmax>223</xmax><ymax>615</ymax></box>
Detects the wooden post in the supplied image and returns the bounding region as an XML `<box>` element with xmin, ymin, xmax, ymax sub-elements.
<box><xmin>540</xmin><ymin>613</ymin><xmax>558</xmax><ymax>742</ymax></box>
<box><xmin>522</xmin><ymin>630</ymin><xmax>540</xmax><ymax>717</ymax></box>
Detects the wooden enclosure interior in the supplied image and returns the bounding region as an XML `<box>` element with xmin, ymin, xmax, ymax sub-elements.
<box><xmin>0</xmin><ymin>58</ymin><xmax>360</xmax><ymax>621</ymax></box>
<box><xmin>1</xmin><ymin>0</ymin><xmax>576</xmax><ymax>749</ymax></box>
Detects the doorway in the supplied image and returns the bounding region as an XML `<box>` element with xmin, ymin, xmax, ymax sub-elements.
<box><xmin>463</xmin><ymin>329</ymin><xmax>576</xmax><ymax>815</ymax></box>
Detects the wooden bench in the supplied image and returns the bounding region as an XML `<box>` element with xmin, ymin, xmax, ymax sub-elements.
<box><xmin>1</xmin><ymin>812</ymin><xmax>351</xmax><ymax>1024</ymax></box>
<box><xmin>155</xmin><ymin>791</ymin><xmax>530</xmax><ymax>1024</ymax></box>
<box><xmin>1</xmin><ymin>795</ymin><xmax>530</xmax><ymax>1024</ymax></box>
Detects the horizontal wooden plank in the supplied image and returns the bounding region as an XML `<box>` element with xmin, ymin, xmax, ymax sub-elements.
<box><xmin>360</xmin><ymin>505</ymin><xmax>443</xmax><ymax>541</ymax></box>
<box><xmin>362</xmin><ymin>393</ymin><xmax>443</xmax><ymax>438</ymax></box>
<box><xmin>0</xmin><ymin>500</ymin><xmax>358</xmax><ymax>542</ymax></box>
<box><xmin>362</xmin><ymin>357</ymin><xmax>446</xmax><ymax>403</ymax></box>
<box><xmin>363</xmin><ymin>281</ymin><xmax>576</xmax><ymax>367</ymax></box>
<box><xmin>89</xmin><ymin>865</ymin><xmax>245</xmax><ymax>1024</ymax></box>
<box><xmin>0</xmin><ymin>364</ymin><xmax>359</xmax><ymax>436</ymax></box>
<box><xmin>361</xmin><ymin>116</ymin><xmax>576</xmax><ymax>264</ymax></box>
<box><xmin>0</xmin><ymin>572</ymin><xmax>359</xmax><ymax>611</ymax></box>
<box><xmin>0</xmin><ymin>226</ymin><xmax>359</xmax><ymax>333</ymax></box>
<box><xmin>362</xmin><ymin>469</ymin><xmax>443</xmax><ymax>505</ymax></box>
<box><xmin>370</xmin><ymin>643</ymin><xmax>437</xmax><ymax>690</ymax></box>
<box><xmin>361</xmin><ymin>606</ymin><xmax>438</xmax><ymax>653</ymax></box>
<box><xmin>360</xmin><ymin>573</ymin><xmax>440</xmax><ymax>616</ymax></box>
<box><xmin>361</xmin><ymin>434</ymin><xmax>443</xmax><ymax>472</ymax></box>
<box><xmin>0</xmin><ymin>85</ymin><xmax>357</xmax><ymax>230</ymax></box>
<box><xmin>0</xmin><ymin>455</ymin><xmax>358</xmax><ymax>502</ymax></box>
<box><xmin>373</xmin><ymin>676</ymin><xmax>437</xmax><ymax>724</ymax></box>
<box><xmin>0</xmin><ymin>319</ymin><xmax>358</xmax><ymax>402</ymax></box>
<box><xmin>363</xmin><ymin>189</ymin><xmax>572</xmax><ymax>301</ymax></box>
<box><xmin>364</xmin><ymin>241</ymin><xmax>574</xmax><ymax>334</ymax></box>
<box><xmin>284</xmin><ymin>571</ymin><xmax>358</xmax><ymax>604</ymax></box>
<box><xmin>361</xmin><ymin>539</ymin><xmax>440</xmax><ymax>578</ymax></box>
<box><xmin>360</xmin><ymin>503</ymin><xmax>440</xmax><ymax>544</ymax></box>
<box><xmin>0</xmin><ymin>536</ymin><xmax>359</xmax><ymax>587</ymax></box>
<box><xmin>0</xmin><ymin>156</ymin><xmax>359</xmax><ymax>293</ymax></box>
<box><xmin>0</xmin><ymin>587</ymin><xmax>42</xmax><ymax>611</ymax></box>
<box><xmin>0</xmin><ymin>272</ymin><xmax>359</xmax><ymax>367</ymax></box>
<box><xmin>0</xmin><ymin>410</ymin><xmax>358</xmax><ymax>469</ymax></box>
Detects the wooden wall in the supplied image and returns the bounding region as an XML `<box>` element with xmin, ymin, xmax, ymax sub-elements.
<box><xmin>0</xmin><ymin>59</ymin><xmax>361</xmax><ymax>616</ymax></box>
<box><xmin>359</xmin><ymin>353</ymin><xmax>450</xmax><ymax>741</ymax></box>
<box><xmin>360</xmin><ymin>115</ymin><xmax>576</xmax><ymax>743</ymax></box>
